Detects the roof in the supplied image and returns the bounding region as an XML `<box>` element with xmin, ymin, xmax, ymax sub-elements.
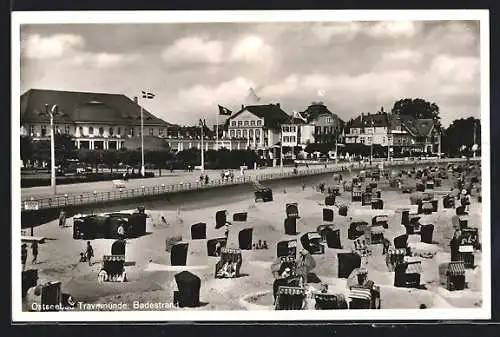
<box><xmin>399</xmin><ymin>116</ymin><xmax>436</xmax><ymax>137</ymax></box>
<box><xmin>20</xmin><ymin>89</ymin><xmax>172</xmax><ymax>127</ymax></box>
<box><xmin>346</xmin><ymin>112</ymin><xmax>389</xmax><ymax>128</ymax></box>
<box><xmin>302</xmin><ymin>102</ymin><xmax>343</xmax><ymax>124</ymax></box>
<box><xmin>228</xmin><ymin>104</ymin><xmax>290</xmax><ymax>130</ymax></box>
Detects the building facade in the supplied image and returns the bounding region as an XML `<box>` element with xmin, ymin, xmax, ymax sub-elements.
<box><xmin>20</xmin><ymin>89</ymin><xmax>172</xmax><ymax>150</ymax></box>
<box><xmin>223</xmin><ymin>103</ymin><xmax>290</xmax><ymax>154</ymax></box>
<box><xmin>301</xmin><ymin>102</ymin><xmax>344</xmax><ymax>145</ymax></box>
<box><xmin>344</xmin><ymin>111</ymin><xmax>390</xmax><ymax>147</ymax></box>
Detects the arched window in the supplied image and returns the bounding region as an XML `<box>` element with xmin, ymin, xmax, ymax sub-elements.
<box><xmin>99</xmin><ymin>127</ymin><xmax>104</xmax><ymax>135</ymax></box>
<box><xmin>109</xmin><ymin>127</ymin><xmax>114</xmax><ymax>136</ymax></box>
<box><xmin>88</xmin><ymin>127</ymin><xmax>94</xmax><ymax>135</ymax></box>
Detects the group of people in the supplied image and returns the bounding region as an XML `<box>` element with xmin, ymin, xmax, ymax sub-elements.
<box><xmin>21</xmin><ymin>241</ymin><xmax>38</xmax><ymax>271</ymax></box>
<box><xmin>252</xmin><ymin>240</ymin><xmax>268</xmax><ymax>250</ymax></box>
<box><xmin>79</xmin><ymin>241</ymin><xmax>94</xmax><ymax>266</ymax></box>
<box><xmin>199</xmin><ymin>174</ymin><xmax>210</xmax><ymax>185</ymax></box>
<box><xmin>220</xmin><ymin>170</ymin><xmax>235</xmax><ymax>183</ymax></box>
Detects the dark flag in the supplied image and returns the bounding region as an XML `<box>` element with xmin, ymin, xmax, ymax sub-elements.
<box><xmin>142</xmin><ymin>91</ymin><xmax>155</xmax><ymax>99</ymax></box>
<box><xmin>218</xmin><ymin>105</ymin><xmax>232</xmax><ymax>116</ymax></box>
<box><xmin>199</xmin><ymin>119</ymin><xmax>207</xmax><ymax>127</ymax></box>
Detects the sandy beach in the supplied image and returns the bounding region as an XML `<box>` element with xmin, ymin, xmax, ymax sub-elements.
<box><xmin>22</xmin><ymin>164</ymin><xmax>483</xmax><ymax>311</ymax></box>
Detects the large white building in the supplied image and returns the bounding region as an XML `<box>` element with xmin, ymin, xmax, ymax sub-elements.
<box><xmin>20</xmin><ymin>89</ymin><xmax>172</xmax><ymax>150</ymax></box>
<box><xmin>223</xmin><ymin>103</ymin><xmax>290</xmax><ymax>156</ymax></box>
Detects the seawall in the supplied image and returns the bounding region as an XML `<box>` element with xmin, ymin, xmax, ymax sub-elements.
<box><xmin>20</xmin><ymin>158</ymin><xmax>472</xmax><ymax>228</ymax></box>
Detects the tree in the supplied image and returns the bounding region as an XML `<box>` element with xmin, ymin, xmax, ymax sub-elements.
<box><xmin>20</xmin><ymin>136</ymin><xmax>34</xmax><ymax>166</ymax></box>
<box><xmin>442</xmin><ymin>117</ymin><xmax>480</xmax><ymax>157</ymax></box>
<box><xmin>102</xmin><ymin>150</ymin><xmax>119</xmax><ymax>173</ymax></box>
<box><xmin>391</xmin><ymin>98</ymin><xmax>440</xmax><ymax>120</ymax></box>
<box><xmin>145</xmin><ymin>150</ymin><xmax>174</xmax><ymax>176</ymax></box>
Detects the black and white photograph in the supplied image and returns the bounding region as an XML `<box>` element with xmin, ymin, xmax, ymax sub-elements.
<box><xmin>12</xmin><ymin>10</ymin><xmax>490</xmax><ymax>321</ymax></box>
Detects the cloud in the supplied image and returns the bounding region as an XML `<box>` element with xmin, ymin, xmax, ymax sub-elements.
<box><xmin>161</xmin><ymin>36</ymin><xmax>223</xmax><ymax>64</ymax></box>
<box><xmin>71</xmin><ymin>52</ymin><xmax>140</xmax><ymax>68</ymax></box>
<box><xmin>176</xmin><ymin>77</ymin><xmax>255</xmax><ymax>113</ymax></box>
<box><xmin>230</xmin><ymin>35</ymin><xmax>273</xmax><ymax>63</ymax></box>
<box><xmin>367</xmin><ymin>21</ymin><xmax>421</xmax><ymax>38</ymax></box>
<box><xmin>311</xmin><ymin>22</ymin><xmax>362</xmax><ymax>43</ymax></box>
<box><xmin>430</xmin><ymin>54</ymin><xmax>480</xmax><ymax>83</ymax></box>
<box><xmin>382</xmin><ymin>49</ymin><xmax>423</xmax><ymax>62</ymax></box>
<box><xmin>21</xmin><ymin>33</ymin><xmax>85</xmax><ymax>59</ymax></box>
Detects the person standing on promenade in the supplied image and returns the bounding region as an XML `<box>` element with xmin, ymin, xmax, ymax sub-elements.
<box><xmin>21</xmin><ymin>244</ymin><xmax>28</xmax><ymax>271</ymax></box>
<box><xmin>86</xmin><ymin>241</ymin><xmax>94</xmax><ymax>266</ymax></box>
<box><xmin>59</xmin><ymin>210</ymin><xmax>66</xmax><ymax>228</ymax></box>
<box><xmin>205</xmin><ymin>175</ymin><xmax>209</xmax><ymax>185</ymax></box>
<box><xmin>31</xmin><ymin>241</ymin><xmax>38</xmax><ymax>264</ymax></box>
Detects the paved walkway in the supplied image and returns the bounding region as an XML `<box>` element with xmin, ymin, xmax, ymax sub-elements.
<box><xmin>20</xmin><ymin>162</ymin><xmax>351</xmax><ymax>200</ymax></box>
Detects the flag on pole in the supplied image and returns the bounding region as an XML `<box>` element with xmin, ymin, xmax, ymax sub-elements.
<box><xmin>199</xmin><ymin>119</ymin><xmax>206</xmax><ymax>127</ymax></box>
<box><xmin>142</xmin><ymin>91</ymin><xmax>155</xmax><ymax>99</ymax></box>
<box><xmin>218</xmin><ymin>105</ymin><xmax>232</xmax><ymax>116</ymax></box>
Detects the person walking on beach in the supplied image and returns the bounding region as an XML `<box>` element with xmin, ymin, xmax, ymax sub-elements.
<box><xmin>59</xmin><ymin>210</ymin><xmax>66</xmax><ymax>228</ymax></box>
<box><xmin>86</xmin><ymin>241</ymin><xmax>94</xmax><ymax>266</ymax></box>
<box><xmin>31</xmin><ymin>241</ymin><xmax>38</xmax><ymax>264</ymax></box>
<box><xmin>21</xmin><ymin>244</ymin><xmax>28</xmax><ymax>271</ymax></box>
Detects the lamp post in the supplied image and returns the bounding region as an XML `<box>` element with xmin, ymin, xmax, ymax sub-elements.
<box><xmin>472</xmin><ymin>120</ymin><xmax>477</xmax><ymax>159</ymax></box>
<box><xmin>369</xmin><ymin>119</ymin><xmax>374</xmax><ymax>166</ymax></box>
<box><xmin>40</xmin><ymin>104</ymin><xmax>59</xmax><ymax>195</ymax></box>
<box><xmin>280</xmin><ymin>127</ymin><xmax>283</xmax><ymax>169</ymax></box>
<box><xmin>200</xmin><ymin>119</ymin><xmax>205</xmax><ymax>172</ymax></box>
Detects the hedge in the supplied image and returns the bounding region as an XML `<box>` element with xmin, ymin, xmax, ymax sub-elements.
<box><xmin>21</xmin><ymin>172</ymin><xmax>155</xmax><ymax>188</ymax></box>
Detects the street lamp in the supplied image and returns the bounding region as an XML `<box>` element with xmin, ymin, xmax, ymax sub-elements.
<box><xmin>369</xmin><ymin>119</ymin><xmax>374</xmax><ymax>166</ymax></box>
<box><xmin>199</xmin><ymin>119</ymin><xmax>206</xmax><ymax>172</ymax></box>
<box><xmin>39</xmin><ymin>104</ymin><xmax>60</xmax><ymax>195</ymax></box>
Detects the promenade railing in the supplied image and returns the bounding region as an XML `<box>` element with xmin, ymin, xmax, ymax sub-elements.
<box><xmin>20</xmin><ymin>157</ymin><xmax>474</xmax><ymax>211</ymax></box>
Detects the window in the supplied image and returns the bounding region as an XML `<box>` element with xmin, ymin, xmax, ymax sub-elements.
<box><xmin>249</xmin><ymin>129</ymin><xmax>254</xmax><ymax>137</ymax></box>
<box><xmin>236</xmin><ymin>130</ymin><xmax>241</xmax><ymax>137</ymax></box>
<box><xmin>251</xmin><ymin>120</ymin><xmax>255</xmax><ymax>126</ymax></box>
<box><xmin>108</xmin><ymin>127</ymin><xmax>114</xmax><ymax>136</ymax></box>
<box><xmin>89</xmin><ymin>127</ymin><xmax>94</xmax><ymax>135</ymax></box>
<box><xmin>149</xmin><ymin>128</ymin><xmax>154</xmax><ymax>136</ymax></box>
<box><xmin>360</xmin><ymin>128</ymin><xmax>365</xmax><ymax>134</ymax></box>
<box><xmin>41</xmin><ymin>125</ymin><xmax>47</xmax><ymax>137</ymax></box>
<box><xmin>29</xmin><ymin>125</ymin><xmax>35</xmax><ymax>136</ymax></box>
<box><xmin>230</xmin><ymin>130</ymin><xmax>235</xmax><ymax>137</ymax></box>
<box><xmin>292</xmin><ymin>126</ymin><xmax>296</xmax><ymax>133</ymax></box>
<box><xmin>244</xmin><ymin>121</ymin><xmax>249</xmax><ymax>126</ymax></box>
<box><xmin>291</xmin><ymin>136</ymin><xmax>296</xmax><ymax>143</ymax></box>
<box><xmin>255</xmin><ymin>129</ymin><xmax>260</xmax><ymax>136</ymax></box>
<box><xmin>243</xmin><ymin>129</ymin><xmax>248</xmax><ymax>138</ymax></box>
<box><xmin>129</xmin><ymin>128</ymin><xmax>134</xmax><ymax>137</ymax></box>
<box><xmin>116</xmin><ymin>127</ymin><xmax>121</xmax><ymax>135</ymax></box>
<box><xmin>256</xmin><ymin>120</ymin><xmax>262</xmax><ymax>126</ymax></box>
<box><xmin>231</xmin><ymin>121</ymin><xmax>236</xmax><ymax>126</ymax></box>
<box><xmin>159</xmin><ymin>128</ymin><xmax>164</xmax><ymax>136</ymax></box>
<box><xmin>238</xmin><ymin>121</ymin><xmax>242</xmax><ymax>126</ymax></box>
<box><xmin>99</xmin><ymin>127</ymin><xmax>104</xmax><ymax>136</ymax></box>
<box><xmin>315</xmin><ymin>126</ymin><xmax>321</xmax><ymax>134</ymax></box>
<box><xmin>78</xmin><ymin>126</ymin><xmax>83</xmax><ymax>136</ymax></box>
<box><xmin>360</xmin><ymin>137</ymin><xmax>365</xmax><ymax>144</ymax></box>
<box><xmin>64</xmin><ymin>125</ymin><xmax>70</xmax><ymax>134</ymax></box>
<box><xmin>326</xmin><ymin>117</ymin><xmax>332</xmax><ymax>123</ymax></box>
<box><xmin>367</xmin><ymin>137</ymin><xmax>372</xmax><ymax>143</ymax></box>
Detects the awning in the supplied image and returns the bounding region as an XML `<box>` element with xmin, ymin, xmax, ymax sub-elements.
<box><xmin>370</xmin><ymin>226</ymin><xmax>385</xmax><ymax>235</ymax></box>
<box><xmin>459</xmin><ymin>245</ymin><xmax>474</xmax><ymax>253</ymax></box>
<box><xmin>349</xmin><ymin>287</ymin><xmax>372</xmax><ymax>300</ymax></box>
<box><xmin>448</xmin><ymin>261</ymin><xmax>465</xmax><ymax>276</ymax></box>
<box><xmin>308</xmin><ymin>232</ymin><xmax>322</xmax><ymax>240</ymax></box>
<box><xmin>278</xmin><ymin>286</ymin><xmax>305</xmax><ymax>296</ymax></box>
<box><xmin>405</xmin><ymin>261</ymin><xmax>423</xmax><ymax>274</ymax></box>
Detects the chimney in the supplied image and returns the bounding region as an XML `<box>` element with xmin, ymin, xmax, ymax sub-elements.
<box><xmin>276</xmin><ymin>103</ymin><xmax>280</xmax><ymax>108</ymax></box>
<box><xmin>134</xmin><ymin>96</ymin><xmax>138</xmax><ymax>104</ymax></box>
<box><xmin>241</xmin><ymin>104</ymin><xmax>245</xmax><ymax>110</ymax></box>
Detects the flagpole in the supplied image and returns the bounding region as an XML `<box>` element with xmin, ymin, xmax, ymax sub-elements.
<box><xmin>216</xmin><ymin>113</ymin><xmax>219</xmax><ymax>151</ymax></box>
<box><xmin>140</xmin><ymin>98</ymin><xmax>145</xmax><ymax>177</ymax></box>
<box><xmin>200</xmin><ymin>119</ymin><xmax>205</xmax><ymax>172</ymax></box>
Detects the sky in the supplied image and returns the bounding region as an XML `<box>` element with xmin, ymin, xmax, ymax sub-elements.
<box><xmin>19</xmin><ymin>20</ymin><xmax>481</xmax><ymax>127</ymax></box>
